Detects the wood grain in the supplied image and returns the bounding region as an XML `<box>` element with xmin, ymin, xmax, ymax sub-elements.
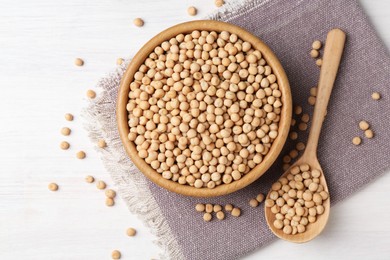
<box><xmin>0</xmin><ymin>0</ymin><xmax>389</xmax><ymax>259</ymax></box>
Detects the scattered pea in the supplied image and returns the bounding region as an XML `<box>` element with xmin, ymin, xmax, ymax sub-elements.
<box><xmin>195</xmin><ymin>203</ymin><xmax>205</xmax><ymax>212</ymax></box>
<box><xmin>60</xmin><ymin>141</ymin><xmax>70</xmax><ymax>150</ymax></box>
<box><xmin>249</xmin><ymin>198</ymin><xmax>259</xmax><ymax>207</ymax></box>
<box><xmin>301</xmin><ymin>113</ymin><xmax>310</xmax><ymax>123</ymax></box>
<box><xmin>308</xmin><ymin>96</ymin><xmax>316</xmax><ymax>106</ymax></box>
<box><xmin>294</xmin><ymin>105</ymin><xmax>302</xmax><ymax>115</ymax></box>
<box><xmin>310</xmin><ymin>49</ymin><xmax>319</xmax><ymax>58</ymax></box>
<box><xmin>85</xmin><ymin>175</ymin><xmax>95</xmax><ymax>183</ymax></box>
<box><xmin>216</xmin><ymin>211</ymin><xmax>225</xmax><ymax>220</ymax></box>
<box><xmin>298</xmin><ymin>123</ymin><xmax>307</xmax><ymax>131</ymax></box>
<box><xmin>365</xmin><ymin>129</ymin><xmax>374</xmax><ymax>139</ymax></box>
<box><xmin>312</xmin><ymin>40</ymin><xmax>322</xmax><ymax>50</ymax></box>
<box><xmin>203</xmin><ymin>212</ymin><xmax>212</xmax><ymax>222</ymax></box>
<box><xmin>205</xmin><ymin>204</ymin><xmax>213</xmax><ymax>213</ymax></box>
<box><xmin>352</xmin><ymin>136</ymin><xmax>361</xmax><ymax>145</ymax></box>
<box><xmin>310</xmin><ymin>87</ymin><xmax>318</xmax><ymax>97</ymax></box>
<box><xmin>215</xmin><ymin>0</ymin><xmax>224</xmax><ymax>7</ymax></box>
<box><xmin>61</xmin><ymin>127</ymin><xmax>71</xmax><ymax>136</ymax></box>
<box><xmin>289</xmin><ymin>149</ymin><xmax>298</xmax><ymax>159</ymax></box>
<box><xmin>111</xmin><ymin>250</ymin><xmax>121</xmax><ymax>259</ymax></box>
<box><xmin>106</xmin><ymin>198</ymin><xmax>115</xmax><ymax>207</ymax></box>
<box><xmin>213</xmin><ymin>204</ymin><xmax>222</xmax><ymax>212</ymax></box>
<box><xmin>96</xmin><ymin>180</ymin><xmax>106</xmax><ymax>190</ymax></box>
<box><xmin>371</xmin><ymin>92</ymin><xmax>381</xmax><ymax>100</ymax></box>
<box><xmin>127</xmin><ymin>227</ymin><xmax>137</xmax><ymax>236</ymax></box>
<box><xmin>256</xmin><ymin>193</ymin><xmax>265</xmax><ymax>203</ymax></box>
<box><xmin>105</xmin><ymin>189</ymin><xmax>116</xmax><ymax>198</ymax></box>
<box><xmin>87</xmin><ymin>89</ymin><xmax>96</xmax><ymax>99</ymax></box>
<box><xmin>98</xmin><ymin>139</ymin><xmax>107</xmax><ymax>148</ymax></box>
<box><xmin>231</xmin><ymin>207</ymin><xmax>241</xmax><ymax>217</ymax></box>
<box><xmin>74</xmin><ymin>58</ymin><xmax>84</xmax><ymax>66</ymax></box>
<box><xmin>225</xmin><ymin>204</ymin><xmax>233</xmax><ymax>212</ymax></box>
<box><xmin>296</xmin><ymin>142</ymin><xmax>305</xmax><ymax>151</ymax></box>
<box><xmin>291</xmin><ymin>119</ymin><xmax>296</xmax><ymax>126</ymax></box>
<box><xmin>65</xmin><ymin>113</ymin><xmax>74</xmax><ymax>121</ymax></box>
<box><xmin>187</xmin><ymin>6</ymin><xmax>197</xmax><ymax>16</ymax></box>
<box><xmin>133</xmin><ymin>18</ymin><xmax>144</xmax><ymax>27</ymax></box>
<box><xmin>48</xmin><ymin>183</ymin><xmax>58</xmax><ymax>191</ymax></box>
<box><xmin>359</xmin><ymin>121</ymin><xmax>370</xmax><ymax>131</ymax></box>
<box><xmin>289</xmin><ymin>131</ymin><xmax>298</xmax><ymax>140</ymax></box>
<box><xmin>76</xmin><ymin>151</ymin><xmax>86</xmax><ymax>159</ymax></box>
<box><xmin>117</xmin><ymin>58</ymin><xmax>124</xmax><ymax>65</ymax></box>
<box><xmin>316</xmin><ymin>59</ymin><xmax>323</xmax><ymax>67</ymax></box>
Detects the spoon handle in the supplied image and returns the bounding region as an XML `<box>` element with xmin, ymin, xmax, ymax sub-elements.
<box><xmin>304</xmin><ymin>29</ymin><xmax>346</xmax><ymax>157</ymax></box>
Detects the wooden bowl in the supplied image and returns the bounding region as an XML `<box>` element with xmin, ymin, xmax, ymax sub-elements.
<box><xmin>117</xmin><ymin>20</ymin><xmax>292</xmax><ymax>197</ymax></box>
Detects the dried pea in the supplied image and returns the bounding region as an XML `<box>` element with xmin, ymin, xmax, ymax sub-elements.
<box><xmin>111</xmin><ymin>250</ymin><xmax>121</xmax><ymax>259</ymax></box>
<box><xmin>249</xmin><ymin>198</ymin><xmax>259</xmax><ymax>207</ymax></box>
<box><xmin>105</xmin><ymin>189</ymin><xmax>116</xmax><ymax>198</ymax></box>
<box><xmin>312</xmin><ymin>40</ymin><xmax>322</xmax><ymax>50</ymax></box>
<box><xmin>310</xmin><ymin>49</ymin><xmax>319</xmax><ymax>58</ymax></box>
<box><xmin>359</xmin><ymin>120</ymin><xmax>370</xmax><ymax>131</ymax></box>
<box><xmin>133</xmin><ymin>18</ymin><xmax>144</xmax><ymax>27</ymax></box>
<box><xmin>85</xmin><ymin>175</ymin><xmax>95</xmax><ymax>183</ymax></box>
<box><xmin>371</xmin><ymin>92</ymin><xmax>381</xmax><ymax>100</ymax></box>
<box><xmin>231</xmin><ymin>207</ymin><xmax>241</xmax><ymax>217</ymax></box>
<box><xmin>65</xmin><ymin>113</ymin><xmax>74</xmax><ymax>121</ymax></box>
<box><xmin>365</xmin><ymin>129</ymin><xmax>374</xmax><ymax>139</ymax></box>
<box><xmin>216</xmin><ymin>211</ymin><xmax>225</xmax><ymax>220</ymax></box>
<box><xmin>203</xmin><ymin>212</ymin><xmax>212</xmax><ymax>222</ymax></box>
<box><xmin>96</xmin><ymin>180</ymin><xmax>106</xmax><ymax>190</ymax></box>
<box><xmin>215</xmin><ymin>0</ymin><xmax>224</xmax><ymax>7</ymax></box>
<box><xmin>76</xmin><ymin>151</ymin><xmax>86</xmax><ymax>159</ymax></box>
<box><xmin>298</xmin><ymin>123</ymin><xmax>307</xmax><ymax>131</ymax></box>
<box><xmin>308</xmin><ymin>96</ymin><xmax>316</xmax><ymax>106</ymax></box>
<box><xmin>256</xmin><ymin>193</ymin><xmax>265</xmax><ymax>203</ymax></box>
<box><xmin>74</xmin><ymin>58</ymin><xmax>84</xmax><ymax>66</ymax></box>
<box><xmin>87</xmin><ymin>89</ymin><xmax>96</xmax><ymax>99</ymax></box>
<box><xmin>225</xmin><ymin>204</ymin><xmax>233</xmax><ymax>212</ymax></box>
<box><xmin>352</xmin><ymin>136</ymin><xmax>361</xmax><ymax>145</ymax></box>
<box><xmin>187</xmin><ymin>6</ymin><xmax>197</xmax><ymax>16</ymax></box>
<box><xmin>117</xmin><ymin>58</ymin><xmax>124</xmax><ymax>65</ymax></box>
<box><xmin>98</xmin><ymin>139</ymin><xmax>107</xmax><ymax>148</ymax></box>
<box><xmin>61</xmin><ymin>127</ymin><xmax>71</xmax><ymax>136</ymax></box>
<box><xmin>60</xmin><ymin>141</ymin><xmax>70</xmax><ymax>150</ymax></box>
<box><xmin>195</xmin><ymin>203</ymin><xmax>205</xmax><ymax>212</ymax></box>
<box><xmin>106</xmin><ymin>198</ymin><xmax>115</xmax><ymax>207</ymax></box>
<box><xmin>127</xmin><ymin>227</ymin><xmax>137</xmax><ymax>236</ymax></box>
<box><xmin>48</xmin><ymin>183</ymin><xmax>58</xmax><ymax>191</ymax></box>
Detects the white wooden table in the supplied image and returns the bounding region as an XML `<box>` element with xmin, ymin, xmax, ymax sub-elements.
<box><xmin>1</xmin><ymin>0</ymin><xmax>389</xmax><ymax>259</ymax></box>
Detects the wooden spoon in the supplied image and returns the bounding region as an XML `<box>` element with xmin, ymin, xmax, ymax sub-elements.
<box><xmin>265</xmin><ymin>28</ymin><xmax>346</xmax><ymax>243</ymax></box>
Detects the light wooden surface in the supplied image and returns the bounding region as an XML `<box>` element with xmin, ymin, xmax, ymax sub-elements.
<box><xmin>265</xmin><ymin>29</ymin><xmax>346</xmax><ymax>243</ymax></box>
<box><xmin>117</xmin><ymin>20</ymin><xmax>292</xmax><ymax>197</ymax></box>
<box><xmin>0</xmin><ymin>0</ymin><xmax>389</xmax><ymax>259</ymax></box>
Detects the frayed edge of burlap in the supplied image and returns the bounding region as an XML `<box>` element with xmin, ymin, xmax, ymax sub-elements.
<box><xmin>81</xmin><ymin>60</ymin><xmax>185</xmax><ymax>260</ymax></box>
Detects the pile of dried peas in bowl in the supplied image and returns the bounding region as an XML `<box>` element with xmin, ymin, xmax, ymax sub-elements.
<box><xmin>127</xmin><ymin>30</ymin><xmax>283</xmax><ymax>188</ymax></box>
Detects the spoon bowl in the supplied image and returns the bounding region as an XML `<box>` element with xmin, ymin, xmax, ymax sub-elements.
<box><xmin>265</xmin><ymin>28</ymin><xmax>346</xmax><ymax>242</ymax></box>
<box><xmin>265</xmin><ymin>155</ymin><xmax>330</xmax><ymax>242</ymax></box>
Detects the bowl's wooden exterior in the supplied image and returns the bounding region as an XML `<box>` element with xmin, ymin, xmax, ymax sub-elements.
<box><xmin>117</xmin><ymin>20</ymin><xmax>292</xmax><ymax>197</ymax></box>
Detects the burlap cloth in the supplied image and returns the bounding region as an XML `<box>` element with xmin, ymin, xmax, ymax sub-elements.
<box><xmin>82</xmin><ymin>0</ymin><xmax>390</xmax><ymax>259</ymax></box>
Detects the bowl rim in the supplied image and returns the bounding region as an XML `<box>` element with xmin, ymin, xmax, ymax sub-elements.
<box><xmin>117</xmin><ymin>20</ymin><xmax>292</xmax><ymax>197</ymax></box>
